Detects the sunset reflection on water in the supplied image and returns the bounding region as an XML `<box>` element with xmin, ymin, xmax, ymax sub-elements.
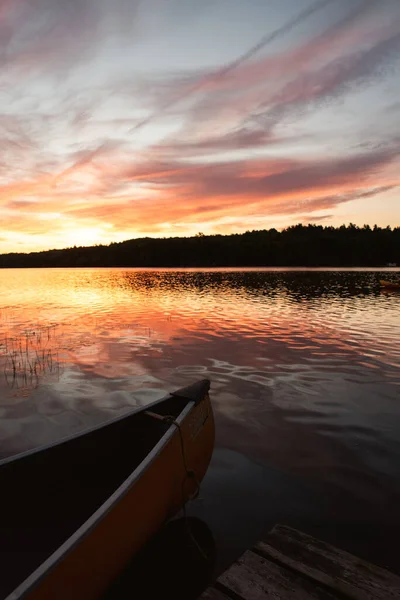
<box><xmin>1</xmin><ymin>267</ymin><xmax>400</xmax><ymax>573</ymax></box>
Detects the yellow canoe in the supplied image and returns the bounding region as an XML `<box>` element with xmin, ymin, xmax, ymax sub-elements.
<box><xmin>380</xmin><ymin>279</ymin><xmax>400</xmax><ymax>289</ymax></box>
<box><xmin>1</xmin><ymin>380</ymin><xmax>214</xmax><ymax>600</ymax></box>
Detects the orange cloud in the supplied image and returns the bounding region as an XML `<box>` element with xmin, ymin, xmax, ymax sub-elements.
<box><xmin>1</xmin><ymin>137</ymin><xmax>399</xmax><ymax>252</ymax></box>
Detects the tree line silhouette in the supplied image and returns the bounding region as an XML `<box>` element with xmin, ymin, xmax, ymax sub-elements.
<box><xmin>0</xmin><ymin>224</ymin><xmax>398</xmax><ymax>268</ymax></box>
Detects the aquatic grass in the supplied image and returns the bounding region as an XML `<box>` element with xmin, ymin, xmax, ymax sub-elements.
<box><xmin>0</xmin><ymin>324</ymin><xmax>62</xmax><ymax>390</ymax></box>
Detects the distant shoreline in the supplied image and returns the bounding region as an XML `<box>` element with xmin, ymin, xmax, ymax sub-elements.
<box><xmin>0</xmin><ymin>224</ymin><xmax>398</xmax><ymax>269</ymax></box>
<box><xmin>0</xmin><ymin>266</ymin><xmax>399</xmax><ymax>270</ymax></box>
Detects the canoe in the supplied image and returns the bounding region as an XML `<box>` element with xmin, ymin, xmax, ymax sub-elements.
<box><xmin>380</xmin><ymin>279</ymin><xmax>400</xmax><ymax>289</ymax></box>
<box><xmin>0</xmin><ymin>379</ymin><xmax>214</xmax><ymax>600</ymax></box>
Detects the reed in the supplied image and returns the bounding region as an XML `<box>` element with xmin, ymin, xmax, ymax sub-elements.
<box><xmin>1</xmin><ymin>324</ymin><xmax>62</xmax><ymax>389</ymax></box>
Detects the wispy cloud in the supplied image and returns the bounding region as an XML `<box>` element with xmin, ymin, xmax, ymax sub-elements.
<box><xmin>148</xmin><ymin>1</ymin><xmax>400</xmax><ymax>140</ymax></box>
<box><xmin>56</xmin><ymin>144</ymin><xmax>399</xmax><ymax>232</ymax></box>
<box><xmin>0</xmin><ymin>0</ymin><xmax>142</xmax><ymax>75</ymax></box>
<box><xmin>0</xmin><ymin>0</ymin><xmax>399</xmax><ymax>252</ymax></box>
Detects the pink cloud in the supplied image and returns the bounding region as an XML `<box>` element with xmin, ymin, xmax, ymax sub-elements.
<box><xmin>55</xmin><ymin>143</ymin><xmax>399</xmax><ymax>233</ymax></box>
<box><xmin>130</xmin><ymin>1</ymin><xmax>400</xmax><ymax>138</ymax></box>
<box><xmin>115</xmin><ymin>143</ymin><xmax>399</xmax><ymax>199</ymax></box>
<box><xmin>0</xmin><ymin>0</ymin><xmax>142</xmax><ymax>77</ymax></box>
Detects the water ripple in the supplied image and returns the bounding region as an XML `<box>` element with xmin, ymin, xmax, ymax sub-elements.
<box><xmin>0</xmin><ymin>268</ymin><xmax>399</xmax><ymax>509</ymax></box>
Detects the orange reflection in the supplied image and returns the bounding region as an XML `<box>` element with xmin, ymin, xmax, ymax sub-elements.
<box><xmin>0</xmin><ymin>268</ymin><xmax>399</xmax><ymax>396</ymax></box>
<box><xmin>1</xmin><ymin>267</ymin><xmax>400</xmax><ymax>463</ymax></box>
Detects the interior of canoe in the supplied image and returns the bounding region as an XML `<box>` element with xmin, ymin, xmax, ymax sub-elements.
<box><xmin>0</xmin><ymin>394</ymin><xmax>189</xmax><ymax>599</ymax></box>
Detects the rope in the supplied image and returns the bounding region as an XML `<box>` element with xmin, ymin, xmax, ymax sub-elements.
<box><xmin>163</xmin><ymin>414</ymin><xmax>201</xmax><ymax>502</ymax></box>
<box><xmin>144</xmin><ymin>410</ymin><xmax>209</xmax><ymax>560</ymax></box>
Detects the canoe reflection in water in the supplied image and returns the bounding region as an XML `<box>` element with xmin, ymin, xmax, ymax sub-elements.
<box><xmin>0</xmin><ymin>379</ymin><xmax>214</xmax><ymax>600</ymax></box>
<box><xmin>104</xmin><ymin>517</ymin><xmax>216</xmax><ymax>600</ymax></box>
<box><xmin>380</xmin><ymin>278</ymin><xmax>400</xmax><ymax>290</ymax></box>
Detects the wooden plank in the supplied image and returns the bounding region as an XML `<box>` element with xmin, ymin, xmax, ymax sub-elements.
<box><xmin>257</xmin><ymin>525</ymin><xmax>400</xmax><ymax>600</ymax></box>
<box><xmin>217</xmin><ymin>549</ymin><xmax>339</xmax><ymax>599</ymax></box>
<box><xmin>199</xmin><ymin>587</ymin><xmax>232</xmax><ymax>600</ymax></box>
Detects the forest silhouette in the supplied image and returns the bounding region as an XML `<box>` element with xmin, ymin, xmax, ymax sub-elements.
<box><xmin>0</xmin><ymin>224</ymin><xmax>398</xmax><ymax>268</ymax></box>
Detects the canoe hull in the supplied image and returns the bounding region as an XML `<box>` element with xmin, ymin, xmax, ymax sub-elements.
<box><xmin>9</xmin><ymin>389</ymin><xmax>214</xmax><ymax>600</ymax></box>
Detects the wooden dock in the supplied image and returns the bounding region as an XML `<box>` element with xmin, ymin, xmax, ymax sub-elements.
<box><xmin>200</xmin><ymin>525</ymin><xmax>400</xmax><ymax>600</ymax></box>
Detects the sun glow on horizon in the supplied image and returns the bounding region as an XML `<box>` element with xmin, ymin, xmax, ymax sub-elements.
<box><xmin>65</xmin><ymin>227</ymin><xmax>109</xmax><ymax>248</ymax></box>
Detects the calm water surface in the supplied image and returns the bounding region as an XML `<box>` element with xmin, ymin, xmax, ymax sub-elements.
<box><xmin>1</xmin><ymin>268</ymin><xmax>399</xmax><ymax>576</ymax></box>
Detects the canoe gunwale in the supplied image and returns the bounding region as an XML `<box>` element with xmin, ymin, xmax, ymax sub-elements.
<box><xmin>5</xmin><ymin>380</ymin><xmax>210</xmax><ymax>600</ymax></box>
<box><xmin>0</xmin><ymin>379</ymin><xmax>210</xmax><ymax>469</ymax></box>
<box><xmin>6</xmin><ymin>402</ymin><xmax>194</xmax><ymax>600</ymax></box>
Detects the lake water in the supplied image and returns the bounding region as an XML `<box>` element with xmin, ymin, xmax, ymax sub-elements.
<box><xmin>1</xmin><ymin>268</ymin><xmax>400</xmax><ymax>580</ymax></box>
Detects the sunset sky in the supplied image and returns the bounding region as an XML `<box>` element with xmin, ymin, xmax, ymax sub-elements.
<box><xmin>1</xmin><ymin>0</ymin><xmax>399</xmax><ymax>253</ymax></box>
